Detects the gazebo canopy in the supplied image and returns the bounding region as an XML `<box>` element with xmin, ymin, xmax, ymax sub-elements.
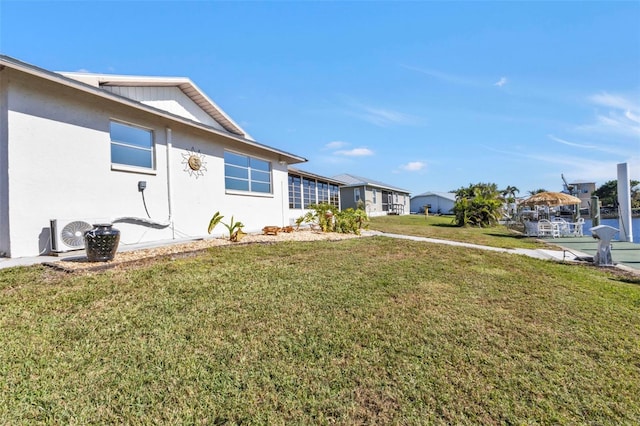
<box><xmin>521</xmin><ymin>191</ymin><xmax>582</xmax><ymax>207</ymax></box>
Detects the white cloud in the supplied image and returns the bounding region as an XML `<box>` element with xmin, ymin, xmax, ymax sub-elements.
<box><xmin>341</xmin><ymin>97</ymin><xmax>421</xmax><ymax>127</ymax></box>
<box><xmin>335</xmin><ymin>148</ymin><xmax>374</xmax><ymax>157</ymax></box>
<box><xmin>401</xmin><ymin>64</ymin><xmax>476</xmax><ymax>86</ymax></box>
<box><xmin>579</xmin><ymin>92</ymin><xmax>640</xmax><ymax>138</ymax></box>
<box><xmin>324</xmin><ymin>141</ymin><xmax>347</xmax><ymax>150</ymax></box>
<box><xmin>486</xmin><ymin>146</ymin><xmax>640</xmax><ymax>186</ymax></box>
<box><xmin>625</xmin><ymin>110</ymin><xmax>640</xmax><ymax>124</ymax></box>
<box><xmin>589</xmin><ymin>92</ymin><xmax>638</xmax><ymax>111</ymax></box>
<box><xmin>351</xmin><ymin>105</ymin><xmax>418</xmax><ymax>127</ymax></box>
<box><xmin>494</xmin><ymin>77</ymin><xmax>507</xmax><ymax>87</ymax></box>
<box><xmin>548</xmin><ymin>135</ymin><xmax>597</xmax><ymax>149</ymax></box>
<box><xmin>548</xmin><ymin>134</ymin><xmax>631</xmax><ymax>157</ymax></box>
<box><xmin>400</xmin><ymin>161</ymin><xmax>426</xmax><ymax>172</ymax></box>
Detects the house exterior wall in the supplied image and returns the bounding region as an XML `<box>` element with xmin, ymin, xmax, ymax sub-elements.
<box><xmin>570</xmin><ymin>182</ymin><xmax>596</xmax><ymax>210</ymax></box>
<box><xmin>364</xmin><ymin>187</ymin><xmax>383</xmax><ymax>216</ymax></box>
<box><xmin>339</xmin><ymin>186</ymin><xmax>409</xmax><ymax>217</ymax></box>
<box><xmin>339</xmin><ymin>186</ymin><xmax>364</xmax><ymax>212</ymax></box>
<box><xmin>1</xmin><ymin>67</ymin><xmax>291</xmax><ymax>258</ymax></box>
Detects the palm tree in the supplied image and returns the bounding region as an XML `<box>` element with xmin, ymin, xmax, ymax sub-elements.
<box><xmin>453</xmin><ymin>182</ymin><xmax>503</xmax><ymax>227</ymax></box>
<box><xmin>501</xmin><ymin>185</ymin><xmax>520</xmax><ymax>218</ymax></box>
<box><xmin>528</xmin><ymin>188</ymin><xmax>548</xmax><ymax>196</ymax></box>
<box><xmin>501</xmin><ymin>185</ymin><xmax>520</xmax><ymax>202</ymax></box>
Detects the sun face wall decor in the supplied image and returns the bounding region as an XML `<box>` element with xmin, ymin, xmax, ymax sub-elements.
<box><xmin>181</xmin><ymin>147</ymin><xmax>207</xmax><ymax>178</ymax></box>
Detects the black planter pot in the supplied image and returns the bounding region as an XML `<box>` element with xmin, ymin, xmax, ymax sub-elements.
<box><xmin>84</xmin><ymin>224</ymin><xmax>120</xmax><ymax>262</ymax></box>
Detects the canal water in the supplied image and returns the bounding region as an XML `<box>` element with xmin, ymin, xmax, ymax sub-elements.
<box><xmin>581</xmin><ymin>217</ymin><xmax>640</xmax><ymax>243</ymax></box>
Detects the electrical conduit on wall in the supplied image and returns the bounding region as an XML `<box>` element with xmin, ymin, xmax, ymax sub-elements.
<box><xmin>111</xmin><ymin>127</ymin><xmax>175</xmax><ymax>234</ymax></box>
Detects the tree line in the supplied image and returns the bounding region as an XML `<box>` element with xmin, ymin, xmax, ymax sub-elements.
<box><xmin>452</xmin><ymin>180</ymin><xmax>639</xmax><ymax>227</ymax></box>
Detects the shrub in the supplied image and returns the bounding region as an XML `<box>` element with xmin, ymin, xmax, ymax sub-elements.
<box><xmin>297</xmin><ymin>203</ymin><xmax>369</xmax><ymax>235</ymax></box>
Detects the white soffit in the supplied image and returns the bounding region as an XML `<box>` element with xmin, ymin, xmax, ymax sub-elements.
<box><xmin>60</xmin><ymin>72</ymin><xmax>249</xmax><ymax>139</ymax></box>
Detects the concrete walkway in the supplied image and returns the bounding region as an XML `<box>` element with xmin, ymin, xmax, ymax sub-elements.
<box><xmin>0</xmin><ymin>236</ymin><xmax>203</xmax><ymax>270</ymax></box>
<box><xmin>361</xmin><ymin>231</ymin><xmax>639</xmax><ymax>275</ymax></box>
<box><xmin>361</xmin><ymin>230</ymin><xmax>585</xmax><ymax>261</ymax></box>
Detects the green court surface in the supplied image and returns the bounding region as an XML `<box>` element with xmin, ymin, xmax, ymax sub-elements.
<box><xmin>543</xmin><ymin>236</ymin><xmax>640</xmax><ymax>270</ymax></box>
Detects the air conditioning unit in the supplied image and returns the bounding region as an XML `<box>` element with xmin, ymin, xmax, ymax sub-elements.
<box><xmin>49</xmin><ymin>219</ymin><xmax>104</xmax><ymax>253</ymax></box>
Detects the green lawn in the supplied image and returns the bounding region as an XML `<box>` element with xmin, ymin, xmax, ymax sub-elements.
<box><xmin>1</xmin><ymin>236</ymin><xmax>639</xmax><ymax>424</ymax></box>
<box><xmin>368</xmin><ymin>214</ymin><xmax>552</xmax><ymax>249</ymax></box>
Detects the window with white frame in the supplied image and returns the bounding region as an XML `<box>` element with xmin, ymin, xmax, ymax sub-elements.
<box><xmin>329</xmin><ymin>184</ymin><xmax>340</xmax><ymax>208</ymax></box>
<box><xmin>318</xmin><ymin>182</ymin><xmax>329</xmax><ymax>204</ymax></box>
<box><xmin>303</xmin><ymin>177</ymin><xmax>316</xmax><ymax>208</ymax></box>
<box><xmin>110</xmin><ymin>121</ymin><xmax>154</xmax><ymax>169</ymax></box>
<box><xmin>373</xmin><ymin>188</ymin><xmax>377</xmax><ymax>204</ymax></box>
<box><xmin>288</xmin><ymin>175</ymin><xmax>302</xmax><ymax>209</ymax></box>
<box><xmin>354</xmin><ymin>188</ymin><xmax>361</xmax><ymax>203</ymax></box>
<box><xmin>224</xmin><ymin>151</ymin><xmax>272</xmax><ymax>193</ymax></box>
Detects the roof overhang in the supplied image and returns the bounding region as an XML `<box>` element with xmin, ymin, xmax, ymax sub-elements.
<box><xmin>0</xmin><ymin>55</ymin><xmax>307</xmax><ymax>165</ymax></box>
<box><xmin>288</xmin><ymin>167</ymin><xmax>347</xmax><ymax>185</ymax></box>
<box><xmin>59</xmin><ymin>72</ymin><xmax>248</xmax><ymax>138</ymax></box>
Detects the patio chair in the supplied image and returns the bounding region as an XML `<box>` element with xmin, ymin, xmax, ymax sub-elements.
<box><xmin>571</xmin><ymin>218</ymin><xmax>585</xmax><ymax>237</ymax></box>
<box><xmin>552</xmin><ymin>218</ymin><xmax>570</xmax><ymax>236</ymax></box>
<box><xmin>538</xmin><ymin>219</ymin><xmax>559</xmax><ymax>238</ymax></box>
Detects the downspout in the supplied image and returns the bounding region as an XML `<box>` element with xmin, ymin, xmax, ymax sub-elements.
<box><xmin>280</xmin><ymin>179</ymin><xmax>289</xmax><ymax>227</ymax></box>
<box><xmin>166</xmin><ymin>127</ymin><xmax>175</xmax><ymax>239</ymax></box>
<box><xmin>0</xmin><ymin>67</ymin><xmax>10</xmax><ymax>256</ymax></box>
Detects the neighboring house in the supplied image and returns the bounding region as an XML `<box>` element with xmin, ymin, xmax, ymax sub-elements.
<box><xmin>410</xmin><ymin>191</ymin><xmax>456</xmax><ymax>215</ymax></box>
<box><xmin>287</xmin><ymin>168</ymin><xmax>343</xmax><ymax>225</ymax></box>
<box><xmin>0</xmin><ymin>55</ymin><xmax>307</xmax><ymax>258</ymax></box>
<box><xmin>333</xmin><ymin>174</ymin><xmax>410</xmax><ymax>216</ymax></box>
<box><xmin>569</xmin><ymin>182</ymin><xmax>596</xmax><ymax>210</ymax></box>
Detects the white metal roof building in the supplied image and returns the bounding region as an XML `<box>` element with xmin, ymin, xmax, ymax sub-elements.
<box><xmin>410</xmin><ymin>191</ymin><xmax>457</xmax><ymax>214</ymax></box>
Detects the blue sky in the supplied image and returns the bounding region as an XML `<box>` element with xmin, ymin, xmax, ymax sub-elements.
<box><xmin>2</xmin><ymin>1</ymin><xmax>639</xmax><ymax>196</ymax></box>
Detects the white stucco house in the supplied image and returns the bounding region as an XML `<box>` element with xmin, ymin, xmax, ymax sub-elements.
<box><xmin>410</xmin><ymin>191</ymin><xmax>456</xmax><ymax>214</ymax></box>
<box><xmin>0</xmin><ymin>55</ymin><xmax>308</xmax><ymax>258</ymax></box>
<box><xmin>333</xmin><ymin>174</ymin><xmax>410</xmax><ymax>217</ymax></box>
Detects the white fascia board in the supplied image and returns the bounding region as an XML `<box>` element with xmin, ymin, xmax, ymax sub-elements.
<box><xmin>1</xmin><ymin>56</ymin><xmax>306</xmax><ymax>164</ymax></box>
<box><xmin>61</xmin><ymin>72</ymin><xmax>250</xmax><ymax>139</ymax></box>
<box><xmin>288</xmin><ymin>167</ymin><xmax>346</xmax><ymax>185</ymax></box>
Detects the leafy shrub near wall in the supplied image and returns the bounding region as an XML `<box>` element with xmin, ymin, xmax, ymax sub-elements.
<box><xmin>297</xmin><ymin>203</ymin><xmax>369</xmax><ymax>235</ymax></box>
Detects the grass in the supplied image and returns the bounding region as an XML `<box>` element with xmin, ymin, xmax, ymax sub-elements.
<box><xmin>368</xmin><ymin>214</ymin><xmax>551</xmax><ymax>249</ymax></box>
<box><xmin>1</xmin><ymin>232</ymin><xmax>639</xmax><ymax>423</ymax></box>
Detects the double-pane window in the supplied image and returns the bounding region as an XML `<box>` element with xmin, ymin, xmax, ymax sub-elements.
<box><xmin>110</xmin><ymin>121</ymin><xmax>153</xmax><ymax>169</ymax></box>
<box><xmin>224</xmin><ymin>152</ymin><xmax>272</xmax><ymax>193</ymax></box>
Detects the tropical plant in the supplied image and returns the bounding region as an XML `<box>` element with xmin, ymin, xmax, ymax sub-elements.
<box><xmin>452</xmin><ymin>183</ymin><xmax>503</xmax><ymax>227</ymax></box>
<box><xmin>208</xmin><ymin>211</ymin><xmax>224</xmax><ymax>234</ymax></box>
<box><xmin>501</xmin><ymin>185</ymin><xmax>520</xmax><ymax>203</ymax></box>
<box><xmin>297</xmin><ymin>203</ymin><xmax>369</xmax><ymax>235</ymax></box>
<box><xmin>592</xmin><ymin>180</ymin><xmax>640</xmax><ymax>207</ymax></box>
<box><xmin>207</xmin><ymin>211</ymin><xmax>246</xmax><ymax>242</ymax></box>
<box><xmin>224</xmin><ymin>216</ymin><xmax>246</xmax><ymax>242</ymax></box>
<box><xmin>528</xmin><ymin>188</ymin><xmax>548</xmax><ymax>196</ymax></box>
